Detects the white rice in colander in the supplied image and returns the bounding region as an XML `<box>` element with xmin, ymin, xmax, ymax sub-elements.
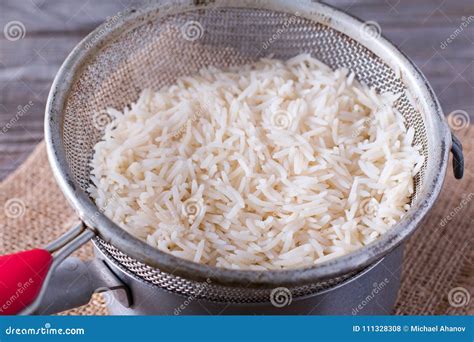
<box><xmin>89</xmin><ymin>53</ymin><xmax>424</xmax><ymax>270</ymax></box>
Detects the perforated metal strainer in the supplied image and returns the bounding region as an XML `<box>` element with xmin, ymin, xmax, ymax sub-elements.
<box><xmin>1</xmin><ymin>0</ymin><xmax>463</xmax><ymax>315</ymax></box>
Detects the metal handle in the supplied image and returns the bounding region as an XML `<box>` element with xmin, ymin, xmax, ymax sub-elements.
<box><xmin>15</xmin><ymin>222</ymin><xmax>95</xmax><ymax>315</ymax></box>
<box><xmin>34</xmin><ymin>257</ymin><xmax>132</xmax><ymax>315</ymax></box>
<box><xmin>451</xmin><ymin>134</ymin><xmax>464</xmax><ymax>179</ymax></box>
<box><xmin>12</xmin><ymin>222</ymin><xmax>131</xmax><ymax>315</ymax></box>
<box><xmin>0</xmin><ymin>222</ymin><xmax>94</xmax><ymax>315</ymax></box>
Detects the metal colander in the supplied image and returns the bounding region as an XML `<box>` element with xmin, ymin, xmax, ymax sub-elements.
<box><xmin>45</xmin><ymin>0</ymin><xmax>452</xmax><ymax>304</ymax></box>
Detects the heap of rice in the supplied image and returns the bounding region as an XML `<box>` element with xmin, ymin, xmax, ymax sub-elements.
<box><xmin>89</xmin><ymin>53</ymin><xmax>424</xmax><ymax>270</ymax></box>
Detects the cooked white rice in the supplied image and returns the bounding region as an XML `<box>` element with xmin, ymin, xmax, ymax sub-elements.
<box><xmin>89</xmin><ymin>53</ymin><xmax>424</xmax><ymax>270</ymax></box>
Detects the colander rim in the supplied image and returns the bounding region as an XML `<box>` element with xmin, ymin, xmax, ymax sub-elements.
<box><xmin>44</xmin><ymin>0</ymin><xmax>451</xmax><ymax>288</ymax></box>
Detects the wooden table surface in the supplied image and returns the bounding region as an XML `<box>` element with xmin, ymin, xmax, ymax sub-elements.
<box><xmin>0</xmin><ymin>0</ymin><xmax>473</xmax><ymax>181</ymax></box>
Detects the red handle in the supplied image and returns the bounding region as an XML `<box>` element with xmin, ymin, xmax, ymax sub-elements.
<box><xmin>0</xmin><ymin>249</ymin><xmax>52</xmax><ymax>315</ymax></box>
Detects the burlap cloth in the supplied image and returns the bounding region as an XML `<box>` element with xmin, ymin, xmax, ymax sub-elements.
<box><xmin>0</xmin><ymin>127</ymin><xmax>472</xmax><ymax>315</ymax></box>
